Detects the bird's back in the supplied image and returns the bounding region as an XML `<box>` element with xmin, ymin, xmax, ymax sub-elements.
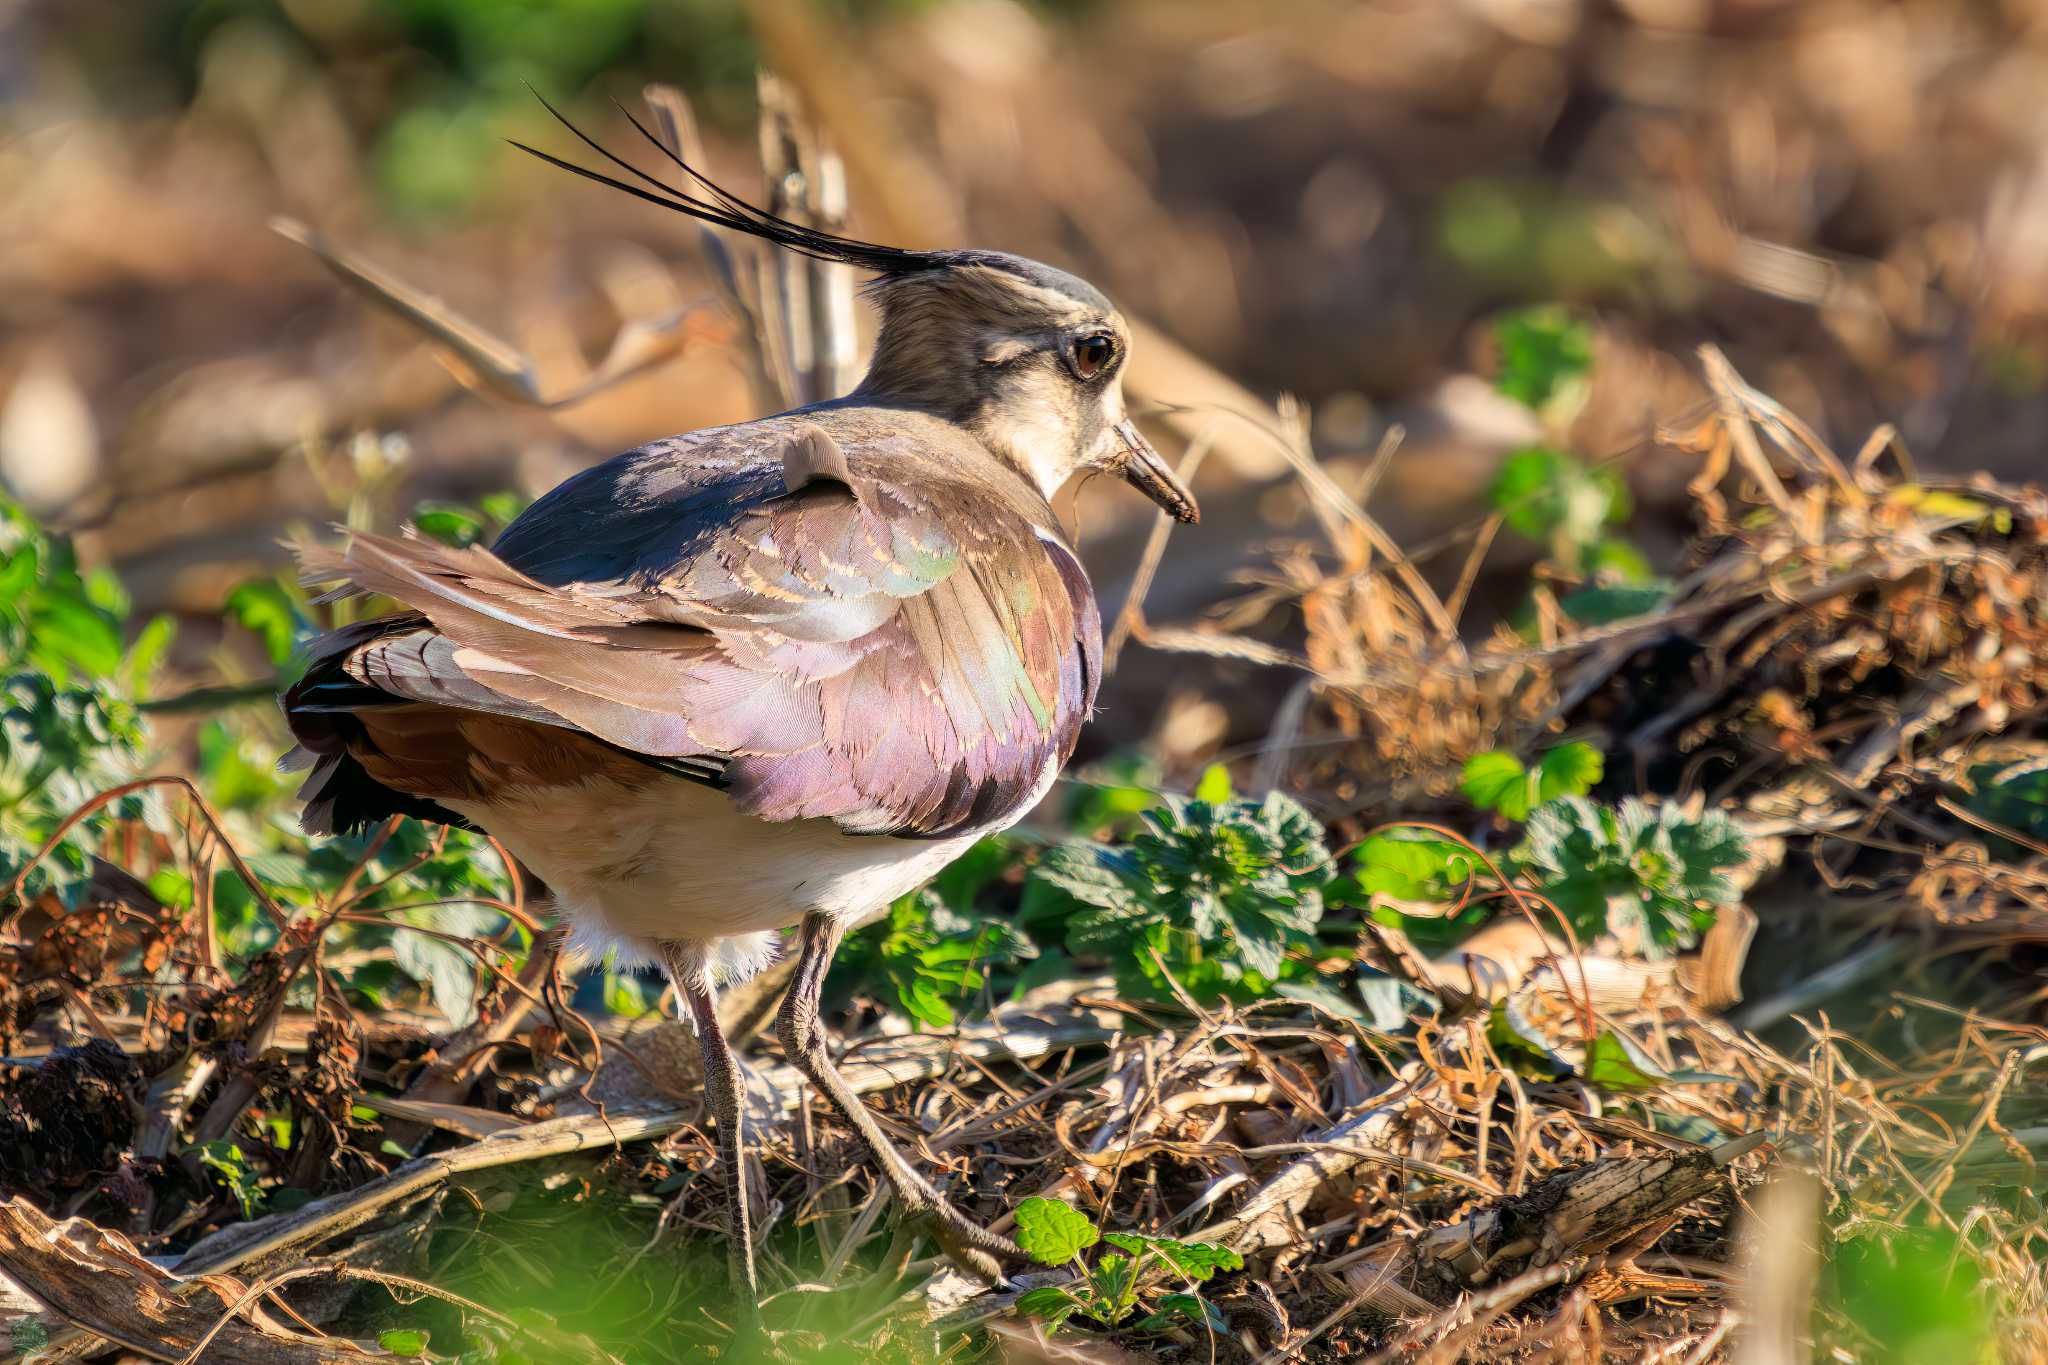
<box><xmin>487</xmin><ymin>404</ymin><xmax>1063</xmax><ymax>589</ymax></box>
<box><xmin>282</xmin><ymin>405</ymin><xmax>1102</xmax><ymax>853</ymax></box>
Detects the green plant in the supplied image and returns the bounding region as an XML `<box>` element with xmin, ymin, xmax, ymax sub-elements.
<box><xmin>833</xmin><ymin>887</ymin><xmax>1024</xmax><ymax>1029</ymax></box>
<box><xmin>1964</xmin><ymin>757</ymin><xmax>2048</xmax><ymax>853</ymax></box>
<box><xmin>1027</xmin><ymin>792</ymin><xmax>1335</xmax><ymax>1006</ymax></box>
<box><xmin>0</xmin><ymin>498</ymin><xmax>171</xmax><ymax>691</ymax></box>
<box><xmin>1490</xmin><ymin>446</ymin><xmax>1639</xmax><ymax>577</ymax></box>
<box><xmin>1010</xmin><ymin>1198</ymin><xmax>1241</xmax><ymax>1335</ymax></box>
<box><xmin>1327</xmin><ymin>827</ymin><xmax>1492</xmax><ymax>954</ymax></box>
<box><xmin>1492</xmin><ymin>305</ymin><xmax>1593</xmax><ymax>410</ymax></box>
<box><xmin>0</xmin><ymin>499</ymin><xmax>169</xmax><ymax>905</ymax></box>
<box><xmin>194</xmin><ymin>1139</ymin><xmax>261</xmax><ymax>1218</ymax></box>
<box><xmin>1556</xmin><ymin>579</ymin><xmax>1672</xmax><ymax>626</ymax></box>
<box><xmin>1461</xmin><ymin>740</ymin><xmax>1604</xmax><ymax>820</ymax></box>
<box><xmin>412</xmin><ymin>492</ymin><xmax>532</xmax><ymax>549</ymax></box>
<box><xmin>1517</xmin><ymin>797</ymin><xmax>1746</xmax><ymax>956</ymax></box>
<box><xmin>833</xmin><ymin>837</ymin><xmax>1030</xmax><ymax>1028</ymax></box>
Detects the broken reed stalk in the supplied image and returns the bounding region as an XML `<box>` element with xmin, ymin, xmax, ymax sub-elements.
<box><xmin>756</xmin><ymin>71</ymin><xmax>861</xmax><ymax>406</ymax></box>
<box><xmin>641</xmin><ymin>82</ymin><xmax>784</xmax><ymax>416</ymax></box>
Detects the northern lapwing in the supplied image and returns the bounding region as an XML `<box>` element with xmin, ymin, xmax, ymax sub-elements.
<box><xmin>282</xmin><ymin>100</ymin><xmax>1199</xmax><ymax>1303</ymax></box>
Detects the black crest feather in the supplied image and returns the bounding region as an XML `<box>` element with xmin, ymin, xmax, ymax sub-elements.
<box><xmin>510</xmin><ymin>91</ymin><xmax>938</xmax><ymax>277</ymax></box>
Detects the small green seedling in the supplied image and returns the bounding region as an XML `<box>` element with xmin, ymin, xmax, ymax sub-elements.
<box><xmin>1010</xmin><ymin>1198</ymin><xmax>1242</xmax><ymax>1335</ymax></box>
<box><xmin>1462</xmin><ymin>741</ymin><xmax>1604</xmax><ymax>820</ymax></box>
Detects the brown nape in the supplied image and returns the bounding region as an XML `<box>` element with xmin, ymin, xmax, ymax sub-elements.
<box><xmin>347</xmin><ymin>707</ymin><xmax>661</xmax><ymax>809</ymax></box>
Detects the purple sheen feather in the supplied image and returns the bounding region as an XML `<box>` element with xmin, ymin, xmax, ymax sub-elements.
<box><xmin>680</xmin><ymin>670</ymin><xmax>826</xmax><ymax>757</ymax></box>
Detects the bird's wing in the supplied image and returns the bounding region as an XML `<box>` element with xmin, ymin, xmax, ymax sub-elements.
<box><xmin>286</xmin><ymin>422</ymin><xmax>1100</xmax><ymax>837</ymax></box>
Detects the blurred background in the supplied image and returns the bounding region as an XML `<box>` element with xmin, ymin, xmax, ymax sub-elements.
<box><xmin>6</xmin><ymin>0</ymin><xmax>2048</xmax><ymax>749</ymax></box>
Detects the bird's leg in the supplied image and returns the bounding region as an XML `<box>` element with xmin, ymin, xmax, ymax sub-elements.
<box><xmin>776</xmin><ymin>911</ymin><xmax>1023</xmax><ymax>1282</ymax></box>
<box><xmin>661</xmin><ymin>946</ymin><xmax>759</xmax><ymax>1307</ymax></box>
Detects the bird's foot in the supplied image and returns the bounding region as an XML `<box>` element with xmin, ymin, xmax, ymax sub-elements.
<box><xmin>905</xmin><ymin>1198</ymin><xmax>1027</xmax><ymax>1284</ymax></box>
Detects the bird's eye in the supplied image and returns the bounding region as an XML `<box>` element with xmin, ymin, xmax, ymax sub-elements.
<box><xmin>1069</xmin><ymin>332</ymin><xmax>1115</xmax><ymax>380</ymax></box>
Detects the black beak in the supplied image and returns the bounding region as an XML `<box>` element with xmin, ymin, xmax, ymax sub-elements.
<box><xmin>1115</xmin><ymin>421</ymin><xmax>1199</xmax><ymax>524</ymax></box>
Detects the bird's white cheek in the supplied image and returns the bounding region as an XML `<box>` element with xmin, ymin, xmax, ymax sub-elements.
<box><xmin>1007</xmin><ymin>412</ymin><xmax>1081</xmax><ymax>499</ymax></box>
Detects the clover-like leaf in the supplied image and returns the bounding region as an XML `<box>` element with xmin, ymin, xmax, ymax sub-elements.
<box><xmin>1535</xmin><ymin>742</ymin><xmax>1604</xmax><ymax>805</ymax></box>
<box><xmin>1014</xmin><ymin>1197</ymin><xmax>1099</xmax><ymax>1265</ymax></box>
<box><xmin>1490</xmin><ymin>445</ymin><xmax>1626</xmax><ymax>566</ymax></box>
<box><xmin>1461</xmin><ymin>750</ymin><xmax>1529</xmax><ymax>816</ymax></box>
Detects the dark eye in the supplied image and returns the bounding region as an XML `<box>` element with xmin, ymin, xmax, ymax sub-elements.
<box><xmin>1070</xmin><ymin>332</ymin><xmax>1115</xmax><ymax>380</ymax></box>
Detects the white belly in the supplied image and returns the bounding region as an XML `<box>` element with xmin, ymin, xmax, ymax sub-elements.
<box><xmin>443</xmin><ymin>756</ymin><xmax>1053</xmax><ymax>986</ymax></box>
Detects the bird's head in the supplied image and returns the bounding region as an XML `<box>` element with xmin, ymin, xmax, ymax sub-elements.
<box><xmin>854</xmin><ymin>254</ymin><xmax>1193</xmax><ymax>521</ymax></box>
<box><xmin>515</xmin><ymin>101</ymin><xmax>1198</xmax><ymax>524</ymax></box>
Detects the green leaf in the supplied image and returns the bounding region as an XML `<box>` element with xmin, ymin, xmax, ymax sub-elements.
<box><xmin>1137</xmin><ymin>1293</ymin><xmax>1229</xmax><ymax>1334</ymax></box>
<box><xmin>1966</xmin><ymin>757</ymin><xmax>2048</xmax><ymax>853</ymax></box>
<box><xmin>378</xmin><ymin>1328</ymin><xmax>431</xmax><ymax>1356</ymax></box>
<box><xmin>28</xmin><ymin>594</ymin><xmax>123</xmax><ymax>682</ymax></box>
<box><xmin>1087</xmin><ymin>1252</ymin><xmax>1141</xmax><ymax>1324</ymax></box>
<box><xmin>1558</xmin><ymin>581</ymin><xmax>1671</xmax><ymax>625</ymax></box>
<box><xmin>1356</xmin><ymin>974</ymin><xmax>1422</xmax><ymax>1031</ymax></box>
<box><xmin>1583</xmin><ymin>1030</ymin><xmax>1665</xmax><ymax>1092</ymax></box>
<box><xmin>1584</xmin><ymin>536</ymin><xmax>1655</xmax><ymax>584</ymax></box>
<box><xmin>1015</xmin><ymin>1285</ymin><xmax>1083</xmax><ymax>1329</ymax></box>
<box><xmin>120</xmin><ymin>613</ymin><xmax>175</xmax><ymax>696</ymax></box>
<box><xmin>1515</xmin><ymin>797</ymin><xmax>1744</xmax><ymax>957</ymax></box>
<box><xmin>1340</xmin><ymin>829</ymin><xmax>1475</xmax><ymax>905</ymax></box>
<box><xmin>833</xmin><ymin>886</ymin><xmax>1023</xmax><ymax>1030</ymax></box>
<box><xmin>603</xmin><ymin>966</ymin><xmax>657</xmax><ymax>1020</ymax></box>
<box><xmin>1062</xmin><ymin>753</ymin><xmax>1170</xmax><ymax>834</ymax></box>
<box><xmin>1272</xmin><ymin>977</ymin><xmax>1364</xmax><ymax>1022</ymax></box>
<box><xmin>1461</xmin><ymin>750</ymin><xmax>1529</xmax><ymax>817</ymax></box>
<box><xmin>1582</xmin><ymin>1028</ymin><xmax>1735</xmax><ymax>1091</ymax></box>
<box><xmin>1013</xmin><ymin>1197</ymin><xmax>1099</xmax><ymax>1265</ymax></box>
<box><xmin>1463</xmin><ymin>738</ymin><xmax>1605</xmax><ymax>821</ymax></box>
<box><xmin>197</xmin><ymin>719</ymin><xmax>285</xmax><ymax>811</ymax></box>
<box><xmin>1487</xmin><ymin>1001</ymin><xmax>1570</xmax><ymax>1079</ymax></box>
<box><xmin>1827</xmin><ymin>1228</ymin><xmax>1993</xmax><ymax>1364</ymax></box>
<box><xmin>413</xmin><ymin>502</ymin><xmax>486</xmax><ymax>548</ymax></box>
<box><xmin>1535</xmin><ymin>742</ymin><xmax>1604</xmax><ymax>804</ymax></box>
<box><xmin>1490</xmin><ymin>447</ymin><xmax>1623</xmax><ymax>560</ymax></box>
<box><xmin>1101</xmin><ymin>1232</ymin><xmax>1243</xmax><ymax>1283</ymax></box>
<box><xmin>1026</xmin><ymin>790</ymin><xmax>1335</xmax><ymax>1008</ymax></box>
<box><xmin>224</xmin><ymin>578</ymin><xmax>303</xmax><ymax>667</ymax></box>
<box><xmin>1193</xmin><ymin>763</ymin><xmax>1234</xmax><ymax>804</ymax></box>
<box><xmin>194</xmin><ymin>1139</ymin><xmax>260</xmax><ymax>1218</ymax></box>
<box><xmin>903</xmin><ymin>973</ymin><xmax>956</xmax><ymax>1029</ymax></box>
<box><xmin>1493</xmin><ymin>305</ymin><xmax>1593</xmax><ymax>409</ymax></box>
<box><xmin>144</xmin><ymin>869</ymin><xmax>194</xmax><ymax>909</ymax></box>
<box><xmin>392</xmin><ymin>926</ymin><xmax>479</xmax><ymax>1027</ymax></box>
<box><xmin>477</xmin><ymin>490</ymin><xmax>530</xmax><ymax>526</ymax></box>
